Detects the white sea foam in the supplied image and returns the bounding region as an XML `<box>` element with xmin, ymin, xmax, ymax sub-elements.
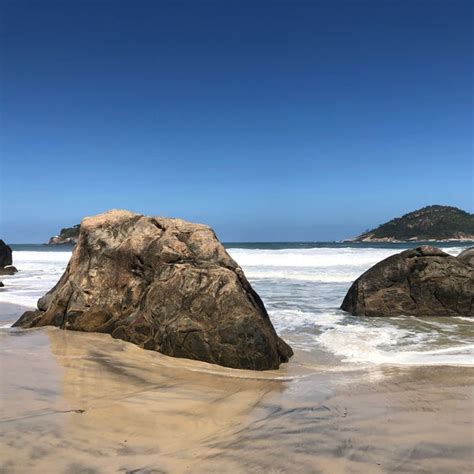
<box><xmin>0</xmin><ymin>251</ymin><xmax>71</xmax><ymax>307</ymax></box>
<box><xmin>267</xmin><ymin>304</ymin><xmax>474</xmax><ymax>367</ymax></box>
<box><xmin>228</xmin><ymin>247</ymin><xmax>403</xmax><ymax>284</ymax></box>
<box><xmin>228</xmin><ymin>247</ymin><xmax>398</xmax><ymax>268</ymax></box>
<box><xmin>244</xmin><ymin>269</ymin><xmax>361</xmax><ymax>282</ymax></box>
<box><xmin>267</xmin><ymin>309</ymin><xmax>344</xmax><ymax>332</ymax></box>
<box><xmin>443</xmin><ymin>247</ymin><xmax>465</xmax><ymax>257</ymax></box>
<box><xmin>10</xmin><ymin>251</ymin><xmax>72</xmax><ymax>265</ymax></box>
<box><xmin>316</xmin><ymin>322</ymin><xmax>474</xmax><ymax>366</ymax></box>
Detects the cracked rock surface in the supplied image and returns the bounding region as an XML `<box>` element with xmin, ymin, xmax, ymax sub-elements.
<box><xmin>13</xmin><ymin>210</ymin><xmax>293</xmax><ymax>370</ymax></box>
<box><xmin>341</xmin><ymin>246</ymin><xmax>474</xmax><ymax>317</ymax></box>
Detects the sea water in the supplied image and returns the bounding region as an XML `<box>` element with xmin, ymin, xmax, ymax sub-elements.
<box><xmin>1</xmin><ymin>242</ymin><xmax>473</xmax><ymax>367</ymax></box>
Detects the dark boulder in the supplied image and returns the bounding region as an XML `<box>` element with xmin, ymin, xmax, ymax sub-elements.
<box><xmin>0</xmin><ymin>240</ymin><xmax>12</xmax><ymax>268</ymax></box>
<box><xmin>341</xmin><ymin>246</ymin><xmax>473</xmax><ymax>317</ymax></box>
<box><xmin>13</xmin><ymin>210</ymin><xmax>293</xmax><ymax>370</ymax></box>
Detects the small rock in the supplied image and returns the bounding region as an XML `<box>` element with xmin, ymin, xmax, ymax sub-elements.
<box><xmin>0</xmin><ymin>266</ymin><xmax>18</xmax><ymax>276</ymax></box>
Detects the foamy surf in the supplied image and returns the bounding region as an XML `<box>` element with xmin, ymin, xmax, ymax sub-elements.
<box><xmin>0</xmin><ymin>250</ymin><xmax>70</xmax><ymax>307</ymax></box>
<box><xmin>316</xmin><ymin>322</ymin><xmax>474</xmax><ymax>366</ymax></box>
<box><xmin>228</xmin><ymin>247</ymin><xmax>398</xmax><ymax>268</ymax></box>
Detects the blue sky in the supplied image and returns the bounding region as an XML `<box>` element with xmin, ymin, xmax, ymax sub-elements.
<box><xmin>1</xmin><ymin>0</ymin><xmax>472</xmax><ymax>242</ymax></box>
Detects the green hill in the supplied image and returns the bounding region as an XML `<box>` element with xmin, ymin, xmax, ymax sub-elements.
<box><xmin>352</xmin><ymin>205</ymin><xmax>474</xmax><ymax>242</ymax></box>
<box><xmin>48</xmin><ymin>225</ymin><xmax>80</xmax><ymax>245</ymax></box>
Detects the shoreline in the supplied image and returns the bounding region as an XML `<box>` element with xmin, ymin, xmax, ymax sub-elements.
<box><xmin>0</xmin><ymin>301</ymin><xmax>33</xmax><ymax>327</ymax></box>
<box><xmin>0</xmin><ymin>326</ymin><xmax>472</xmax><ymax>472</ymax></box>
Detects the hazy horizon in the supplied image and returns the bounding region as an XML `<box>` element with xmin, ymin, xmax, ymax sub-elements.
<box><xmin>1</xmin><ymin>0</ymin><xmax>473</xmax><ymax>243</ymax></box>
<box><xmin>2</xmin><ymin>203</ymin><xmax>473</xmax><ymax>245</ymax></box>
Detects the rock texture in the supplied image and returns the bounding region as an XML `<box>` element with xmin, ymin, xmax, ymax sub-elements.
<box><xmin>14</xmin><ymin>210</ymin><xmax>293</xmax><ymax>370</ymax></box>
<box><xmin>341</xmin><ymin>246</ymin><xmax>474</xmax><ymax>317</ymax></box>
<box><xmin>0</xmin><ymin>240</ymin><xmax>12</xmax><ymax>268</ymax></box>
<box><xmin>457</xmin><ymin>247</ymin><xmax>474</xmax><ymax>268</ymax></box>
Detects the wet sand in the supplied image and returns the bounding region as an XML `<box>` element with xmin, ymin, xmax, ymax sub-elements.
<box><xmin>1</xmin><ymin>305</ymin><xmax>473</xmax><ymax>473</ymax></box>
<box><xmin>0</xmin><ymin>302</ymin><xmax>29</xmax><ymax>327</ymax></box>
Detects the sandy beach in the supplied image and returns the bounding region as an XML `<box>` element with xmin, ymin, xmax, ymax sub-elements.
<box><xmin>1</xmin><ymin>303</ymin><xmax>472</xmax><ymax>473</ymax></box>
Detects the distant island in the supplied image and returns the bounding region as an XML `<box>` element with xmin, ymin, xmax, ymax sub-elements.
<box><xmin>48</xmin><ymin>225</ymin><xmax>80</xmax><ymax>245</ymax></box>
<box><xmin>349</xmin><ymin>205</ymin><xmax>474</xmax><ymax>242</ymax></box>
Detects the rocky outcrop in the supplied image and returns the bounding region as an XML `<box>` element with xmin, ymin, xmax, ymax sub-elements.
<box><xmin>0</xmin><ymin>240</ymin><xmax>12</xmax><ymax>268</ymax></box>
<box><xmin>457</xmin><ymin>247</ymin><xmax>474</xmax><ymax>268</ymax></box>
<box><xmin>14</xmin><ymin>210</ymin><xmax>293</xmax><ymax>370</ymax></box>
<box><xmin>48</xmin><ymin>225</ymin><xmax>80</xmax><ymax>245</ymax></box>
<box><xmin>341</xmin><ymin>246</ymin><xmax>474</xmax><ymax>317</ymax></box>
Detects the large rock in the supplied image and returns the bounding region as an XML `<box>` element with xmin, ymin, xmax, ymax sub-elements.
<box><xmin>0</xmin><ymin>240</ymin><xmax>12</xmax><ymax>268</ymax></box>
<box><xmin>341</xmin><ymin>246</ymin><xmax>474</xmax><ymax>317</ymax></box>
<box><xmin>457</xmin><ymin>247</ymin><xmax>474</xmax><ymax>268</ymax></box>
<box><xmin>13</xmin><ymin>210</ymin><xmax>293</xmax><ymax>370</ymax></box>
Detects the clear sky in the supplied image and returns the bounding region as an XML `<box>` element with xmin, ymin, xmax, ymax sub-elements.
<box><xmin>1</xmin><ymin>0</ymin><xmax>472</xmax><ymax>243</ymax></box>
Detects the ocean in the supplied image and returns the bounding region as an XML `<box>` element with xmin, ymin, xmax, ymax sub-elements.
<box><xmin>2</xmin><ymin>241</ymin><xmax>473</xmax><ymax>367</ymax></box>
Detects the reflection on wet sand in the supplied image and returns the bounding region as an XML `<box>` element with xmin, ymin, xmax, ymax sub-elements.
<box><xmin>1</xmin><ymin>326</ymin><xmax>473</xmax><ymax>473</ymax></box>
